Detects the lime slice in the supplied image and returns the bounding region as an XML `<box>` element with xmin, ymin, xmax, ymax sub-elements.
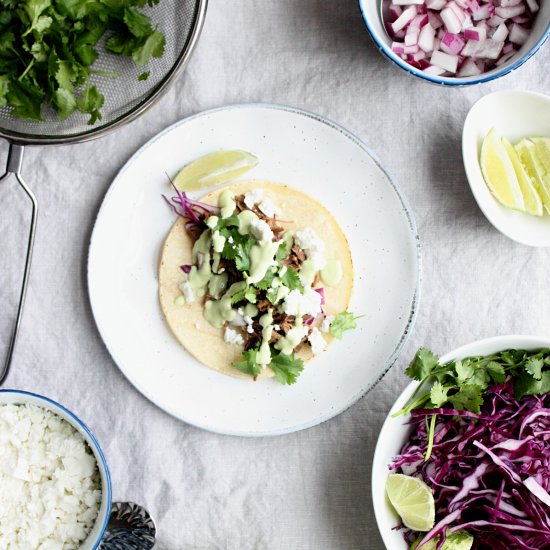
<box><xmin>502</xmin><ymin>138</ymin><xmax>543</xmax><ymax>216</ymax></box>
<box><xmin>516</xmin><ymin>139</ymin><xmax>550</xmax><ymax>214</ymax></box>
<box><xmin>410</xmin><ymin>530</ymin><xmax>474</xmax><ymax>550</ymax></box>
<box><xmin>480</xmin><ymin>128</ymin><xmax>524</xmax><ymax>211</ymax></box>
<box><xmin>385</xmin><ymin>474</ymin><xmax>435</xmax><ymax>532</ymax></box>
<box><xmin>173</xmin><ymin>150</ymin><xmax>259</xmax><ymax>191</ymax></box>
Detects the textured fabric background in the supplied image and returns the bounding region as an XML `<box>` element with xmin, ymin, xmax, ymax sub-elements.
<box><xmin>1</xmin><ymin>1</ymin><xmax>549</xmax><ymax>549</ymax></box>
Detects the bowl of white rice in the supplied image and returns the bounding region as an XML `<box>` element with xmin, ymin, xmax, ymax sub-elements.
<box><xmin>0</xmin><ymin>390</ymin><xmax>112</xmax><ymax>549</ymax></box>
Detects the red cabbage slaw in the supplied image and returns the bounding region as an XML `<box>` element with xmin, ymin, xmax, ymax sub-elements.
<box><xmin>391</xmin><ymin>381</ymin><xmax>550</xmax><ymax>549</ymax></box>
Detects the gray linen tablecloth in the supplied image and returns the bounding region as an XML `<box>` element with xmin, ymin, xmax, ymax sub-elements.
<box><xmin>1</xmin><ymin>1</ymin><xmax>549</xmax><ymax>549</ymax></box>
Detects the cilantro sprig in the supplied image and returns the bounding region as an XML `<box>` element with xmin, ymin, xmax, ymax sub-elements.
<box><xmin>0</xmin><ymin>0</ymin><xmax>165</xmax><ymax>123</ymax></box>
<box><xmin>233</xmin><ymin>348</ymin><xmax>304</xmax><ymax>385</ymax></box>
<box><xmin>330</xmin><ymin>311</ymin><xmax>363</xmax><ymax>339</ymax></box>
<box><xmin>397</xmin><ymin>347</ymin><xmax>550</xmax><ymax>459</ymax></box>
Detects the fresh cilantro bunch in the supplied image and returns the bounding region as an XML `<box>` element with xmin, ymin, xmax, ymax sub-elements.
<box><xmin>0</xmin><ymin>0</ymin><xmax>165</xmax><ymax>124</ymax></box>
<box><xmin>397</xmin><ymin>347</ymin><xmax>550</xmax><ymax>460</ymax></box>
<box><xmin>399</xmin><ymin>347</ymin><xmax>550</xmax><ymax>416</ymax></box>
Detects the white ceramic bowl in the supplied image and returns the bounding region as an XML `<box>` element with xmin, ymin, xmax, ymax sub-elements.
<box><xmin>463</xmin><ymin>90</ymin><xmax>550</xmax><ymax>246</ymax></box>
<box><xmin>371</xmin><ymin>334</ymin><xmax>550</xmax><ymax>550</ymax></box>
<box><xmin>358</xmin><ymin>0</ymin><xmax>550</xmax><ymax>86</ymax></box>
<box><xmin>0</xmin><ymin>390</ymin><xmax>112</xmax><ymax>550</ymax></box>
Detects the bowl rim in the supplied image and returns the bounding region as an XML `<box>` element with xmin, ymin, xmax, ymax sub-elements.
<box><xmin>358</xmin><ymin>0</ymin><xmax>550</xmax><ymax>86</ymax></box>
<box><xmin>462</xmin><ymin>89</ymin><xmax>550</xmax><ymax>247</ymax></box>
<box><xmin>0</xmin><ymin>389</ymin><xmax>113</xmax><ymax>549</ymax></box>
<box><xmin>371</xmin><ymin>334</ymin><xmax>550</xmax><ymax>549</ymax></box>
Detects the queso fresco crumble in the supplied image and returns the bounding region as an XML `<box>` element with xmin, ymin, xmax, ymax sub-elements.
<box><xmin>0</xmin><ymin>403</ymin><xmax>101</xmax><ymax>549</ymax></box>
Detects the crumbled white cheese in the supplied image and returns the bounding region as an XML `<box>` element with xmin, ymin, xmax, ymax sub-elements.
<box><xmin>0</xmin><ymin>404</ymin><xmax>101</xmax><ymax>549</ymax></box>
<box><xmin>179</xmin><ymin>282</ymin><xmax>195</xmax><ymax>304</ymax></box>
<box><xmin>295</xmin><ymin>228</ymin><xmax>326</xmax><ymax>270</ymax></box>
<box><xmin>308</xmin><ymin>328</ymin><xmax>327</xmax><ymax>355</ymax></box>
<box><xmin>244</xmin><ymin>189</ymin><xmax>264</xmax><ymax>209</ymax></box>
<box><xmin>195</xmin><ymin>322</ymin><xmax>202</xmax><ymax>329</ymax></box>
<box><xmin>249</xmin><ymin>218</ymin><xmax>273</xmax><ymax>243</ymax></box>
<box><xmin>282</xmin><ymin>287</ymin><xmax>322</xmax><ymax>317</ymax></box>
<box><xmin>321</xmin><ymin>314</ymin><xmax>335</xmax><ymax>333</ymax></box>
<box><xmin>224</xmin><ymin>327</ymin><xmax>244</xmax><ymax>346</ymax></box>
<box><xmin>246</xmin><ymin>325</ymin><xmax>254</xmax><ymax>334</ymax></box>
<box><xmin>273</xmin><ymin>324</ymin><xmax>280</xmax><ymax>331</ymax></box>
<box><xmin>258</xmin><ymin>197</ymin><xmax>280</xmax><ymax>219</ymax></box>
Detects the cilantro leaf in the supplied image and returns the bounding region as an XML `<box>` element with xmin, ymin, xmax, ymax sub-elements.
<box><xmin>449</xmin><ymin>384</ymin><xmax>484</xmax><ymax>413</ymax></box>
<box><xmin>269</xmin><ymin>351</ymin><xmax>304</xmax><ymax>385</ymax></box>
<box><xmin>430</xmin><ymin>381</ymin><xmax>448</xmax><ymax>407</ymax></box>
<box><xmin>330</xmin><ymin>311</ymin><xmax>361</xmax><ymax>340</ymax></box>
<box><xmin>6</xmin><ymin>79</ymin><xmax>43</xmax><ymax>120</ymax></box>
<box><xmin>0</xmin><ymin>74</ymin><xmax>9</xmax><ymax>107</ymax></box>
<box><xmin>276</xmin><ymin>240</ymin><xmax>291</xmax><ymax>261</ymax></box>
<box><xmin>486</xmin><ymin>361</ymin><xmax>506</xmax><ymax>384</ymax></box>
<box><xmin>137</xmin><ymin>70</ymin><xmax>149</xmax><ymax>80</ymax></box>
<box><xmin>132</xmin><ymin>26</ymin><xmax>164</xmax><ymax>66</ymax></box>
<box><xmin>53</xmin><ymin>87</ymin><xmax>77</xmax><ymax>119</ymax></box>
<box><xmin>255</xmin><ymin>268</ymin><xmax>276</xmax><ymax>291</ymax></box>
<box><xmin>454</xmin><ymin>359</ymin><xmax>475</xmax><ymax>383</ymax></box>
<box><xmin>405</xmin><ymin>348</ymin><xmax>439</xmax><ymax>381</ymax></box>
<box><xmin>280</xmin><ymin>268</ymin><xmax>302</xmax><ymax>291</ymax></box>
<box><xmin>124</xmin><ymin>6</ymin><xmax>152</xmax><ymax>38</ymax></box>
<box><xmin>515</xmin><ymin>370</ymin><xmax>550</xmax><ymax>399</ymax></box>
<box><xmin>525</xmin><ymin>357</ymin><xmax>543</xmax><ymax>380</ymax></box>
<box><xmin>76</xmin><ymin>84</ymin><xmax>104</xmax><ymax>125</ymax></box>
<box><xmin>233</xmin><ymin>349</ymin><xmax>261</xmax><ymax>379</ymax></box>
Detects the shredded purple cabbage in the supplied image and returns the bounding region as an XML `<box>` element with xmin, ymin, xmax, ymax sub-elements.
<box><xmin>163</xmin><ymin>181</ymin><xmax>219</xmax><ymax>229</ymax></box>
<box><xmin>391</xmin><ymin>381</ymin><xmax>550</xmax><ymax>549</ymax></box>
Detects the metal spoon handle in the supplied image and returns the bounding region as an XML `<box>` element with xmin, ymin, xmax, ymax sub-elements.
<box><xmin>100</xmin><ymin>502</ymin><xmax>156</xmax><ymax>549</ymax></box>
<box><xmin>0</xmin><ymin>143</ymin><xmax>38</xmax><ymax>385</ymax></box>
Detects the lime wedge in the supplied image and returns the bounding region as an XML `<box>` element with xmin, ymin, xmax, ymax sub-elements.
<box><xmin>502</xmin><ymin>137</ymin><xmax>543</xmax><ymax>216</ymax></box>
<box><xmin>173</xmin><ymin>150</ymin><xmax>259</xmax><ymax>191</ymax></box>
<box><xmin>385</xmin><ymin>474</ymin><xmax>435</xmax><ymax>532</ymax></box>
<box><xmin>480</xmin><ymin>128</ymin><xmax>524</xmax><ymax>211</ymax></box>
<box><xmin>515</xmin><ymin>139</ymin><xmax>550</xmax><ymax>214</ymax></box>
<box><xmin>410</xmin><ymin>530</ymin><xmax>474</xmax><ymax>550</ymax></box>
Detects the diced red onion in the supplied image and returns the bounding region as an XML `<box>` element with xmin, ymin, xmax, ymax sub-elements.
<box><xmin>441</xmin><ymin>31</ymin><xmax>465</xmax><ymax>54</ymax></box>
<box><xmin>491</xmin><ymin>22</ymin><xmax>509</xmax><ymax>41</ymax></box>
<box><xmin>391</xmin><ymin>4</ymin><xmax>417</xmax><ymax>32</ymax></box>
<box><xmin>431</xmin><ymin>49</ymin><xmax>460</xmax><ymax>72</ymax></box>
<box><xmin>384</xmin><ymin>0</ymin><xmax>537</xmax><ymax>78</ymax></box>
<box><xmin>457</xmin><ymin>57</ymin><xmax>482</xmax><ymax>75</ymax></box>
<box><xmin>495</xmin><ymin>4</ymin><xmax>526</xmax><ymax>17</ymax></box>
<box><xmin>441</xmin><ymin>6</ymin><xmax>463</xmax><ymax>32</ymax></box>
<box><xmin>509</xmin><ymin>23</ymin><xmax>529</xmax><ymax>44</ymax></box>
<box><xmin>418</xmin><ymin>23</ymin><xmax>436</xmax><ymax>50</ymax></box>
<box><xmin>464</xmin><ymin>26</ymin><xmax>486</xmax><ymax>40</ymax></box>
<box><xmin>426</xmin><ymin>0</ymin><xmax>447</xmax><ymax>8</ymax></box>
<box><xmin>389</xmin><ymin>4</ymin><xmax>403</xmax><ymax>20</ymax></box>
<box><xmin>526</xmin><ymin>0</ymin><xmax>539</xmax><ymax>13</ymax></box>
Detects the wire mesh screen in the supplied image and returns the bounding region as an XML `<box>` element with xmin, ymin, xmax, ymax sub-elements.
<box><xmin>0</xmin><ymin>0</ymin><xmax>202</xmax><ymax>141</ymax></box>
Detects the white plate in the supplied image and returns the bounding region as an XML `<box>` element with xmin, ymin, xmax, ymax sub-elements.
<box><xmin>372</xmin><ymin>335</ymin><xmax>550</xmax><ymax>550</ymax></box>
<box><xmin>462</xmin><ymin>90</ymin><xmax>550</xmax><ymax>247</ymax></box>
<box><xmin>88</xmin><ymin>104</ymin><xmax>420</xmax><ymax>436</ymax></box>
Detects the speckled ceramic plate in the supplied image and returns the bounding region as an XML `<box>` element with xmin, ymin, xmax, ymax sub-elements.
<box><xmin>88</xmin><ymin>104</ymin><xmax>421</xmax><ymax>436</ymax></box>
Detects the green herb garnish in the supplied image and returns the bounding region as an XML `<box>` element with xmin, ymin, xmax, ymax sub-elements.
<box><xmin>397</xmin><ymin>347</ymin><xmax>550</xmax><ymax>460</ymax></box>
<box><xmin>0</xmin><ymin>0</ymin><xmax>165</xmax><ymax>123</ymax></box>
<box><xmin>330</xmin><ymin>311</ymin><xmax>363</xmax><ymax>339</ymax></box>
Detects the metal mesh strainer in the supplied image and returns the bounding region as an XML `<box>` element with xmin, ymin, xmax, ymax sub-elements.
<box><xmin>0</xmin><ymin>0</ymin><xmax>207</xmax><ymax>383</ymax></box>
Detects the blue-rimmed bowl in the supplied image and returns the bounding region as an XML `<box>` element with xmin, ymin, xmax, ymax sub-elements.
<box><xmin>0</xmin><ymin>390</ymin><xmax>112</xmax><ymax>550</ymax></box>
<box><xmin>358</xmin><ymin>0</ymin><xmax>550</xmax><ymax>86</ymax></box>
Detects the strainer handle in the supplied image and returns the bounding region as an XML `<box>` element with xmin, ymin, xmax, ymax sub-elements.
<box><xmin>0</xmin><ymin>143</ymin><xmax>37</xmax><ymax>385</ymax></box>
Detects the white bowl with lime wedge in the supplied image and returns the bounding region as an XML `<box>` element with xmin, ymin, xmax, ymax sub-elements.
<box><xmin>372</xmin><ymin>335</ymin><xmax>550</xmax><ymax>550</ymax></box>
<box><xmin>462</xmin><ymin>90</ymin><xmax>550</xmax><ymax>247</ymax></box>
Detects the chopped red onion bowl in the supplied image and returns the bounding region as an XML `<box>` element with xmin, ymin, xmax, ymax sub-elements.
<box><xmin>384</xmin><ymin>0</ymin><xmax>539</xmax><ymax>77</ymax></box>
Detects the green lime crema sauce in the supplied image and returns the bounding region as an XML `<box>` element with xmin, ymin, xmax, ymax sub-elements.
<box><xmin>248</xmin><ymin>241</ymin><xmax>280</xmax><ymax>284</ymax></box>
<box><xmin>257</xmin><ymin>309</ymin><xmax>274</xmax><ymax>367</ymax></box>
<box><xmin>208</xmin><ymin>273</ymin><xmax>228</xmax><ymax>298</ymax></box>
<box><xmin>203</xmin><ymin>281</ymin><xmax>247</xmax><ymax>328</ymax></box>
<box><xmin>189</xmin><ymin>231</ymin><xmax>212</xmax><ymax>289</ymax></box>
<box><xmin>219</xmin><ymin>189</ymin><xmax>236</xmax><ymax>219</ymax></box>
<box><xmin>237</xmin><ymin>210</ymin><xmax>258</xmax><ymax>235</ymax></box>
<box><xmin>320</xmin><ymin>259</ymin><xmax>343</xmax><ymax>286</ymax></box>
<box><xmin>205</xmin><ymin>215</ymin><xmax>218</xmax><ymax>229</ymax></box>
<box><xmin>275</xmin><ymin>317</ymin><xmax>307</xmax><ymax>356</ymax></box>
<box><xmin>243</xmin><ymin>303</ymin><xmax>258</xmax><ymax>317</ymax></box>
<box><xmin>299</xmin><ymin>258</ymin><xmax>317</xmax><ymax>287</ymax></box>
<box><xmin>211</xmin><ymin>230</ymin><xmax>226</xmax><ymax>253</ymax></box>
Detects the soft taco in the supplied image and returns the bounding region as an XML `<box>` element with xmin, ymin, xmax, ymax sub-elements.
<box><xmin>159</xmin><ymin>180</ymin><xmax>357</xmax><ymax>384</ymax></box>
